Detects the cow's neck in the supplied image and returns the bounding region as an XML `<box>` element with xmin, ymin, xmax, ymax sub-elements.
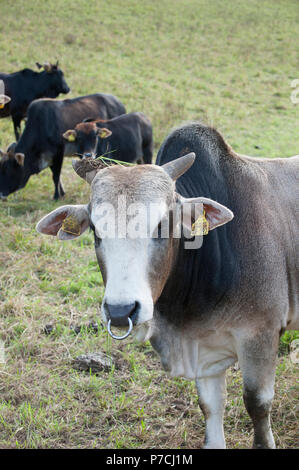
<box><xmin>150</xmin><ymin>225</ymin><xmax>239</xmax><ymax>375</ymax></box>
<box><xmin>156</xmin><ymin>221</ymin><xmax>238</xmax><ymax>325</ymax></box>
<box><xmin>22</xmin><ymin>71</ymin><xmax>52</xmax><ymax>100</ymax></box>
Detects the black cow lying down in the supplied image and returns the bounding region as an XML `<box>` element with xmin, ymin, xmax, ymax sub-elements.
<box><xmin>36</xmin><ymin>123</ymin><xmax>299</xmax><ymax>448</ymax></box>
<box><xmin>0</xmin><ymin>62</ymin><xmax>70</xmax><ymax>140</ymax></box>
<box><xmin>63</xmin><ymin>112</ymin><xmax>153</xmax><ymax>164</ymax></box>
<box><xmin>0</xmin><ymin>93</ymin><xmax>126</xmax><ymax>200</ymax></box>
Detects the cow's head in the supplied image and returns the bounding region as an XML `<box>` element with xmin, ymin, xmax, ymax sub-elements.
<box><xmin>36</xmin><ymin>61</ymin><xmax>70</xmax><ymax>97</ymax></box>
<box><xmin>0</xmin><ymin>144</ymin><xmax>24</xmax><ymax>200</ymax></box>
<box><xmin>36</xmin><ymin>155</ymin><xmax>233</xmax><ymax>339</ymax></box>
<box><xmin>63</xmin><ymin>121</ymin><xmax>112</xmax><ymax>158</ymax></box>
<box><xmin>0</xmin><ymin>94</ymin><xmax>11</xmax><ymax>109</ymax></box>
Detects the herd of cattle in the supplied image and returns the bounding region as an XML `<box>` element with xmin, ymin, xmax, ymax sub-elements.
<box><xmin>0</xmin><ymin>62</ymin><xmax>152</xmax><ymax>199</ymax></box>
<box><xmin>1</xmin><ymin>62</ymin><xmax>299</xmax><ymax>449</ymax></box>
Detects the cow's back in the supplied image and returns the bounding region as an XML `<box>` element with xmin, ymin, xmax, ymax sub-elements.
<box><xmin>59</xmin><ymin>94</ymin><xmax>126</xmax><ymax>128</ymax></box>
<box><xmin>93</xmin><ymin>93</ymin><xmax>126</xmax><ymax>119</ymax></box>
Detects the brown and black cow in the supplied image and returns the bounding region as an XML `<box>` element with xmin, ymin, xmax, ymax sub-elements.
<box><xmin>36</xmin><ymin>122</ymin><xmax>299</xmax><ymax>448</ymax></box>
<box><xmin>62</xmin><ymin>112</ymin><xmax>153</xmax><ymax>164</ymax></box>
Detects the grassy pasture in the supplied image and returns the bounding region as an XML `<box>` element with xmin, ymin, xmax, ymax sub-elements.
<box><xmin>0</xmin><ymin>0</ymin><xmax>298</xmax><ymax>449</ymax></box>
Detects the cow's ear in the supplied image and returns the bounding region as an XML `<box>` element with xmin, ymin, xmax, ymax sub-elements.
<box><xmin>15</xmin><ymin>153</ymin><xmax>25</xmax><ymax>166</ymax></box>
<box><xmin>36</xmin><ymin>204</ymin><xmax>90</xmax><ymax>240</ymax></box>
<box><xmin>63</xmin><ymin>129</ymin><xmax>77</xmax><ymax>142</ymax></box>
<box><xmin>0</xmin><ymin>94</ymin><xmax>11</xmax><ymax>107</ymax></box>
<box><xmin>97</xmin><ymin>127</ymin><xmax>112</xmax><ymax>139</ymax></box>
<box><xmin>36</xmin><ymin>62</ymin><xmax>42</xmax><ymax>70</ymax></box>
<box><xmin>0</xmin><ymin>149</ymin><xmax>4</xmax><ymax>158</ymax></box>
<box><xmin>180</xmin><ymin>195</ymin><xmax>234</xmax><ymax>232</ymax></box>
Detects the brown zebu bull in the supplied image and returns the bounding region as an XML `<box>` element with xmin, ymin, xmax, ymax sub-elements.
<box><xmin>36</xmin><ymin>123</ymin><xmax>299</xmax><ymax>448</ymax></box>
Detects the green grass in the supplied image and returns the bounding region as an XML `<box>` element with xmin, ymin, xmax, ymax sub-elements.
<box><xmin>0</xmin><ymin>0</ymin><xmax>298</xmax><ymax>449</ymax></box>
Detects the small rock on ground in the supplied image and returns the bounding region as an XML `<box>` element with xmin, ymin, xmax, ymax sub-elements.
<box><xmin>73</xmin><ymin>352</ymin><xmax>113</xmax><ymax>373</ymax></box>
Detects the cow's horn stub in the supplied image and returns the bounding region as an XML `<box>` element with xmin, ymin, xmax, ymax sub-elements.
<box><xmin>72</xmin><ymin>158</ymin><xmax>108</xmax><ymax>184</ymax></box>
<box><xmin>162</xmin><ymin>152</ymin><xmax>196</xmax><ymax>181</ymax></box>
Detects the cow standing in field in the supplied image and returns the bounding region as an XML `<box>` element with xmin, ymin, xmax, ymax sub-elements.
<box><xmin>0</xmin><ymin>62</ymin><xmax>70</xmax><ymax>140</ymax></box>
<box><xmin>62</xmin><ymin>112</ymin><xmax>153</xmax><ymax>164</ymax></box>
<box><xmin>36</xmin><ymin>123</ymin><xmax>299</xmax><ymax>448</ymax></box>
<box><xmin>0</xmin><ymin>94</ymin><xmax>126</xmax><ymax>200</ymax></box>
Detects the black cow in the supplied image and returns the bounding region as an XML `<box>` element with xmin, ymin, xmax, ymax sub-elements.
<box><xmin>0</xmin><ymin>94</ymin><xmax>126</xmax><ymax>200</ymax></box>
<box><xmin>63</xmin><ymin>112</ymin><xmax>153</xmax><ymax>164</ymax></box>
<box><xmin>0</xmin><ymin>62</ymin><xmax>70</xmax><ymax>140</ymax></box>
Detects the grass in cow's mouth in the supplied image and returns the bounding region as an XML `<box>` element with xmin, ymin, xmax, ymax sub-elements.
<box><xmin>0</xmin><ymin>0</ymin><xmax>298</xmax><ymax>450</ymax></box>
<box><xmin>94</xmin><ymin>154</ymin><xmax>137</xmax><ymax>167</ymax></box>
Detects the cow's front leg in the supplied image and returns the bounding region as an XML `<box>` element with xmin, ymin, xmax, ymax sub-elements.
<box><xmin>196</xmin><ymin>372</ymin><xmax>227</xmax><ymax>449</ymax></box>
<box><xmin>12</xmin><ymin>113</ymin><xmax>22</xmax><ymax>141</ymax></box>
<box><xmin>50</xmin><ymin>151</ymin><xmax>64</xmax><ymax>200</ymax></box>
<box><xmin>237</xmin><ymin>332</ymin><xmax>278</xmax><ymax>449</ymax></box>
<box><xmin>59</xmin><ymin>180</ymin><xmax>65</xmax><ymax>197</ymax></box>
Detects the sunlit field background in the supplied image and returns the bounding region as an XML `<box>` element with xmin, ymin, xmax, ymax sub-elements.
<box><xmin>0</xmin><ymin>0</ymin><xmax>298</xmax><ymax>449</ymax></box>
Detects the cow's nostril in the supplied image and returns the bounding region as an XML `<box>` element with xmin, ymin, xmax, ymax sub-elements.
<box><xmin>105</xmin><ymin>302</ymin><xmax>139</xmax><ymax>327</ymax></box>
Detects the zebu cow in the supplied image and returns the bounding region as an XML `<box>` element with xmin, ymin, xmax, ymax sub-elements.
<box><xmin>36</xmin><ymin>123</ymin><xmax>299</xmax><ymax>448</ymax></box>
<box><xmin>63</xmin><ymin>112</ymin><xmax>153</xmax><ymax>164</ymax></box>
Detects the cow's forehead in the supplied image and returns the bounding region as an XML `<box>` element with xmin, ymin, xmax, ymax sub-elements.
<box><xmin>75</xmin><ymin>122</ymin><xmax>96</xmax><ymax>133</ymax></box>
<box><xmin>91</xmin><ymin>165</ymin><xmax>175</xmax><ymax>205</ymax></box>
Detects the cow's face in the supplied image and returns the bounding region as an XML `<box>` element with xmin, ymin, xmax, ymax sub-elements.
<box><xmin>63</xmin><ymin>122</ymin><xmax>112</xmax><ymax>158</ymax></box>
<box><xmin>0</xmin><ymin>147</ymin><xmax>25</xmax><ymax>199</ymax></box>
<box><xmin>36</xmin><ymin>155</ymin><xmax>233</xmax><ymax>338</ymax></box>
<box><xmin>49</xmin><ymin>66</ymin><xmax>70</xmax><ymax>96</ymax></box>
<box><xmin>89</xmin><ymin>164</ymin><xmax>177</xmax><ymax>331</ymax></box>
<box><xmin>37</xmin><ymin>62</ymin><xmax>70</xmax><ymax>96</ymax></box>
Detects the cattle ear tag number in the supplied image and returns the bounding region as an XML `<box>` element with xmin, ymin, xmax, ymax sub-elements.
<box><xmin>191</xmin><ymin>210</ymin><xmax>209</xmax><ymax>236</ymax></box>
<box><xmin>62</xmin><ymin>215</ymin><xmax>81</xmax><ymax>236</ymax></box>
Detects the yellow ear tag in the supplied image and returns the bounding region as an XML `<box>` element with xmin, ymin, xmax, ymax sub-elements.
<box><xmin>0</xmin><ymin>104</ymin><xmax>4</xmax><ymax>109</ymax></box>
<box><xmin>68</xmin><ymin>134</ymin><xmax>76</xmax><ymax>142</ymax></box>
<box><xmin>99</xmin><ymin>130</ymin><xmax>108</xmax><ymax>138</ymax></box>
<box><xmin>191</xmin><ymin>210</ymin><xmax>209</xmax><ymax>236</ymax></box>
<box><xmin>62</xmin><ymin>215</ymin><xmax>81</xmax><ymax>236</ymax></box>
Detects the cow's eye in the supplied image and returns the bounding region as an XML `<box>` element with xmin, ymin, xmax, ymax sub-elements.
<box><xmin>90</xmin><ymin>223</ymin><xmax>101</xmax><ymax>247</ymax></box>
<box><xmin>94</xmin><ymin>233</ymin><xmax>101</xmax><ymax>248</ymax></box>
<box><xmin>152</xmin><ymin>221</ymin><xmax>167</xmax><ymax>242</ymax></box>
<box><xmin>156</xmin><ymin>222</ymin><xmax>162</xmax><ymax>238</ymax></box>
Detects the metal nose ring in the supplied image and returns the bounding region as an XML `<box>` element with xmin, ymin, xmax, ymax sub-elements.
<box><xmin>107</xmin><ymin>317</ymin><xmax>133</xmax><ymax>340</ymax></box>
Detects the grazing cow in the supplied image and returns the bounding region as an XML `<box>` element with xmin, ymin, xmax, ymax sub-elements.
<box><xmin>0</xmin><ymin>94</ymin><xmax>126</xmax><ymax>200</ymax></box>
<box><xmin>0</xmin><ymin>94</ymin><xmax>11</xmax><ymax>108</ymax></box>
<box><xmin>63</xmin><ymin>112</ymin><xmax>153</xmax><ymax>164</ymax></box>
<box><xmin>0</xmin><ymin>62</ymin><xmax>70</xmax><ymax>140</ymax></box>
<box><xmin>36</xmin><ymin>123</ymin><xmax>299</xmax><ymax>448</ymax></box>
